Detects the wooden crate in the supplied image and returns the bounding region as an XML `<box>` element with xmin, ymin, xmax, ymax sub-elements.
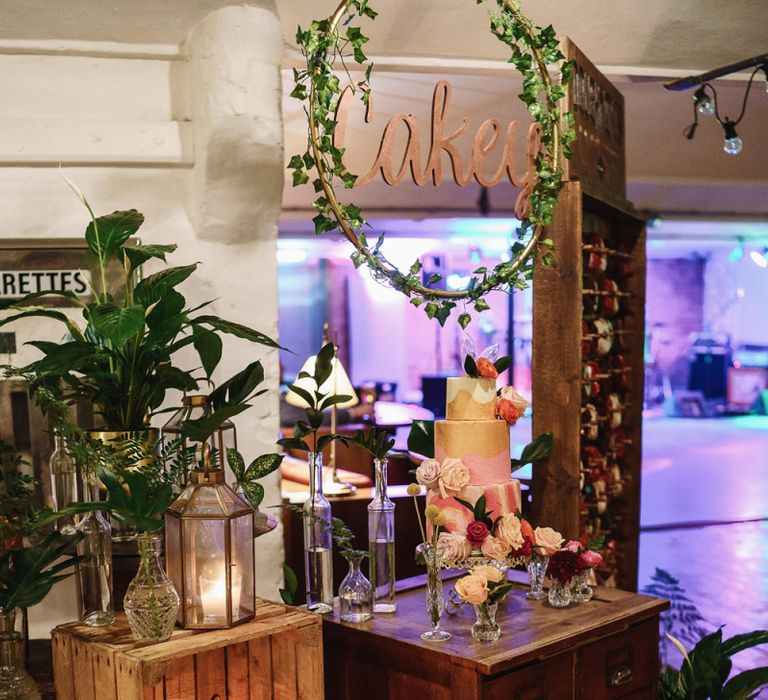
<box><xmin>52</xmin><ymin>600</ymin><xmax>323</xmax><ymax>700</ymax></box>
<box><xmin>532</xmin><ymin>180</ymin><xmax>646</xmax><ymax>591</ymax></box>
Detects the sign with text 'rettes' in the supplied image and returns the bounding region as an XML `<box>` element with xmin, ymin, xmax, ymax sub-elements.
<box><xmin>0</xmin><ymin>269</ymin><xmax>91</xmax><ymax>299</ymax></box>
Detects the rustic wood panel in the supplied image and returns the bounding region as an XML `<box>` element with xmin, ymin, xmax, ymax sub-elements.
<box><xmin>195</xmin><ymin>647</ymin><xmax>227</xmax><ymax>699</ymax></box>
<box><xmin>485</xmin><ymin>652</ymin><xmax>575</xmax><ymax>700</ymax></box>
<box><xmin>248</xmin><ymin>636</ymin><xmax>274</xmax><ymax>699</ymax></box>
<box><xmin>163</xmin><ymin>656</ymin><xmax>196</xmax><ymax>700</ymax></box>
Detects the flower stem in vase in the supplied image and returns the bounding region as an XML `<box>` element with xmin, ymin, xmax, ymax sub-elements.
<box><xmin>418</xmin><ymin>543</ymin><xmax>451</xmax><ymax>642</ymax></box>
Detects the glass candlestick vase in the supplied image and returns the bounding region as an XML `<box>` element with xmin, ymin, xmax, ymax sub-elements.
<box><xmin>303</xmin><ymin>452</ymin><xmax>333</xmax><ymax>614</ymax></box>
<box><xmin>75</xmin><ymin>508</ymin><xmax>115</xmax><ymax>627</ymax></box>
<box><xmin>0</xmin><ymin>610</ymin><xmax>40</xmax><ymax>700</ymax></box>
<box><xmin>339</xmin><ymin>551</ymin><xmax>373</xmax><ymax>623</ymax></box>
<box><xmin>471</xmin><ymin>602</ymin><xmax>501</xmax><ymax>643</ymax></box>
<box><xmin>123</xmin><ymin>532</ymin><xmax>179</xmax><ymax>641</ymax></box>
<box><xmin>367</xmin><ymin>457</ymin><xmax>396</xmax><ymax>613</ymax></box>
<box><xmin>526</xmin><ymin>553</ymin><xmax>549</xmax><ymax>600</ymax></box>
<box><xmin>571</xmin><ymin>569</ymin><xmax>594</xmax><ymax>603</ymax></box>
<box><xmin>49</xmin><ymin>429</ymin><xmax>78</xmax><ymax>533</ymax></box>
<box><xmin>547</xmin><ymin>578</ymin><xmax>573</xmax><ymax>608</ymax></box>
<box><xmin>418</xmin><ymin>543</ymin><xmax>451</xmax><ymax>642</ymax></box>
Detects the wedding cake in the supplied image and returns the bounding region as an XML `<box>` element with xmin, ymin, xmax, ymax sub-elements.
<box><xmin>417</xmin><ymin>373</ymin><xmax>525</xmax><ymax>555</ymax></box>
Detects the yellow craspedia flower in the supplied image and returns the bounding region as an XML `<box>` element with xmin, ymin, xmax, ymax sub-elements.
<box><xmin>406</xmin><ymin>483</ymin><xmax>421</xmax><ymax>497</ymax></box>
<box><xmin>424</xmin><ymin>504</ymin><xmax>440</xmax><ymax>521</ymax></box>
<box><xmin>432</xmin><ymin>512</ymin><xmax>448</xmax><ymax>527</ymax></box>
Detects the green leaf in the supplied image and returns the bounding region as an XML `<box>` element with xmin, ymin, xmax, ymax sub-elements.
<box><xmin>407</xmin><ymin>420</ymin><xmax>434</xmax><ymax>458</ymax></box>
<box><xmin>279</xmin><ymin>564</ymin><xmax>299</xmax><ymax>605</ymax></box>
<box><xmin>25</xmin><ymin>341</ymin><xmax>97</xmax><ymax>374</ymax></box>
<box><xmin>209</xmin><ymin>361</ymin><xmax>265</xmax><ymax>409</ymax></box>
<box><xmin>319</xmin><ymin>394</ymin><xmax>354</xmax><ymax>410</ymax></box>
<box><xmin>0</xmin><ymin>308</ymin><xmax>85</xmax><ymax>341</ymax></box>
<box><xmin>181</xmin><ymin>405</ymin><xmax>251</xmax><ymax>443</ymax></box>
<box><xmin>722</xmin><ymin>631</ymin><xmax>768</xmax><ymax>659</ymax></box>
<box><xmin>722</xmin><ymin>667</ymin><xmax>768</xmax><ymax>699</ymax></box>
<box><xmin>276</xmin><ymin>437</ymin><xmax>310</xmax><ymax>452</ymax></box>
<box><xmin>192</xmin><ymin>316</ymin><xmax>285</xmax><ymax>350</ymax></box>
<box><xmin>192</xmin><ymin>326</ymin><xmax>223</xmax><ymax>379</ymax></box>
<box><xmin>473</xmin><ymin>495</ymin><xmax>487</xmax><ymax>522</ymax></box>
<box><xmin>246</xmin><ymin>453</ymin><xmax>284</xmax><ymax>480</ymax></box>
<box><xmin>453</xmin><ymin>497</ymin><xmax>475</xmax><ymax>514</ymax></box>
<box><xmin>120</xmin><ymin>243</ymin><xmax>177</xmax><ymax>271</ymax></box>
<box><xmin>89</xmin><ymin>303</ymin><xmax>145</xmax><ymax>344</ymax></box>
<box><xmin>286</xmin><ymin>383</ymin><xmax>315</xmax><ymax>409</ymax></box>
<box><xmin>464</xmin><ymin>354</ymin><xmax>479</xmax><ymax>378</ymax></box>
<box><xmin>314</xmin><ymin>342</ymin><xmax>335</xmax><ymax>387</ymax></box>
<box><xmin>458</xmin><ymin>313</ymin><xmax>471</xmax><ymax>330</ymax></box>
<box><xmin>85</xmin><ymin>209</ymin><xmax>144</xmax><ymax>262</ymax></box>
<box><xmin>494</xmin><ymin>356</ymin><xmax>512</xmax><ymax>373</ymax></box>
<box><xmin>134</xmin><ymin>264</ymin><xmax>197</xmax><ymax>304</ymax></box>
<box><xmin>511</xmin><ymin>432</ymin><xmax>554</xmax><ymax>470</ymax></box>
<box><xmin>226</xmin><ymin>448</ymin><xmax>246</xmax><ymax>480</ymax></box>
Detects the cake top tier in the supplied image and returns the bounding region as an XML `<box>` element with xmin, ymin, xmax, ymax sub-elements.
<box><xmin>446</xmin><ymin>376</ymin><xmax>497</xmax><ymax>421</ymax></box>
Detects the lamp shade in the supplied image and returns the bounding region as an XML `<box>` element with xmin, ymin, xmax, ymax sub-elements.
<box><xmin>286</xmin><ymin>355</ymin><xmax>359</xmax><ymax>409</ymax></box>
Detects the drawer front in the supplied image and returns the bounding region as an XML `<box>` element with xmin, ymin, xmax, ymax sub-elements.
<box><xmin>577</xmin><ymin>618</ymin><xmax>659</xmax><ymax>699</ymax></box>
<box><xmin>485</xmin><ymin>653</ymin><xmax>575</xmax><ymax>700</ymax></box>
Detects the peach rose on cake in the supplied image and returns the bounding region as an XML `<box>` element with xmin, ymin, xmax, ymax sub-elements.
<box><xmin>439</xmin><ymin>458</ymin><xmax>470</xmax><ymax>495</ymax></box>
<box><xmin>416</xmin><ymin>459</ymin><xmax>441</xmax><ymax>489</ymax></box>
<box><xmin>534</xmin><ymin>526</ymin><xmax>564</xmax><ymax>556</ymax></box>
<box><xmin>476</xmin><ymin>357</ymin><xmax>499</xmax><ymax>379</ymax></box>
<box><xmin>496</xmin><ymin>513</ymin><xmax>525</xmax><ymax>551</ymax></box>
<box><xmin>480</xmin><ymin>536</ymin><xmax>511</xmax><ymax>561</ymax></box>
<box><xmin>496</xmin><ymin>386</ymin><xmax>529</xmax><ymax>425</ymax></box>
<box><xmin>470</xmin><ymin>565</ymin><xmax>505</xmax><ymax>584</ymax></box>
<box><xmin>454</xmin><ymin>573</ymin><xmax>489</xmax><ymax>605</ymax></box>
<box><xmin>437</xmin><ymin>531</ymin><xmax>471</xmax><ymax>566</ymax></box>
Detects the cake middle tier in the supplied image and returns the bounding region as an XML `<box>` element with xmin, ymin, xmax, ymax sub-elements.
<box><xmin>435</xmin><ymin>419</ymin><xmax>510</xmax><ymax>485</ymax></box>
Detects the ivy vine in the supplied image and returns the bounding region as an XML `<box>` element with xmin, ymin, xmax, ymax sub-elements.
<box><xmin>289</xmin><ymin>0</ymin><xmax>575</xmax><ymax>328</ymax></box>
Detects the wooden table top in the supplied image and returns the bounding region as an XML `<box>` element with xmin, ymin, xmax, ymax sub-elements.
<box><xmin>322</xmin><ymin>569</ymin><xmax>668</xmax><ymax>677</ymax></box>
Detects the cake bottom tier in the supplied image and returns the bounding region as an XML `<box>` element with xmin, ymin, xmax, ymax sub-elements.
<box><xmin>426</xmin><ymin>480</ymin><xmax>522</xmax><ymax>537</ymax></box>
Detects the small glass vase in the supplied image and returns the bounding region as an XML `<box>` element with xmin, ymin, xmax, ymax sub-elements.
<box><xmin>419</xmin><ymin>543</ymin><xmax>451</xmax><ymax>642</ymax></box>
<box><xmin>368</xmin><ymin>457</ymin><xmax>396</xmax><ymax>613</ymax></box>
<box><xmin>50</xmin><ymin>429</ymin><xmax>78</xmax><ymax>533</ymax></box>
<box><xmin>0</xmin><ymin>610</ymin><xmax>40</xmax><ymax>700</ymax></box>
<box><xmin>526</xmin><ymin>553</ymin><xmax>549</xmax><ymax>600</ymax></box>
<box><xmin>571</xmin><ymin>569</ymin><xmax>594</xmax><ymax>603</ymax></box>
<box><xmin>339</xmin><ymin>552</ymin><xmax>373</xmax><ymax>623</ymax></box>
<box><xmin>304</xmin><ymin>452</ymin><xmax>333</xmax><ymax>614</ymax></box>
<box><xmin>472</xmin><ymin>602</ymin><xmax>501</xmax><ymax>643</ymax></box>
<box><xmin>123</xmin><ymin>532</ymin><xmax>179</xmax><ymax>642</ymax></box>
<box><xmin>75</xmin><ymin>509</ymin><xmax>115</xmax><ymax>627</ymax></box>
<box><xmin>547</xmin><ymin>578</ymin><xmax>573</xmax><ymax>608</ymax></box>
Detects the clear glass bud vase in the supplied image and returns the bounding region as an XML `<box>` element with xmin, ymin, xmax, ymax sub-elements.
<box><xmin>304</xmin><ymin>452</ymin><xmax>333</xmax><ymax>614</ymax></box>
<box><xmin>75</xmin><ymin>500</ymin><xmax>115</xmax><ymax>627</ymax></box>
<box><xmin>526</xmin><ymin>553</ymin><xmax>549</xmax><ymax>600</ymax></box>
<box><xmin>368</xmin><ymin>457</ymin><xmax>396</xmax><ymax>613</ymax></box>
<box><xmin>339</xmin><ymin>552</ymin><xmax>373</xmax><ymax>623</ymax></box>
<box><xmin>50</xmin><ymin>429</ymin><xmax>78</xmax><ymax>533</ymax></box>
<box><xmin>0</xmin><ymin>610</ymin><xmax>40</xmax><ymax>700</ymax></box>
<box><xmin>547</xmin><ymin>578</ymin><xmax>573</xmax><ymax>608</ymax></box>
<box><xmin>571</xmin><ymin>569</ymin><xmax>594</xmax><ymax>603</ymax></box>
<box><xmin>472</xmin><ymin>602</ymin><xmax>501</xmax><ymax>643</ymax></box>
<box><xmin>419</xmin><ymin>543</ymin><xmax>451</xmax><ymax>642</ymax></box>
<box><xmin>123</xmin><ymin>533</ymin><xmax>179</xmax><ymax>641</ymax></box>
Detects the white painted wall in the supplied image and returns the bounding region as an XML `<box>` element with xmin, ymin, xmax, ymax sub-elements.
<box><xmin>0</xmin><ymin>4</ymin><xmax>285</xmax><ymax>637</ymax></box>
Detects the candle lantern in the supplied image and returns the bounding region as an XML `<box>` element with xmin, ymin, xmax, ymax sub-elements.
<box><xmin>162</xmin><ymin>395</ymin><xmax>237</xmax><ymax>476</ymax></box>
<box><xmin>164</xmin><ymin>468</ymin><xmax>255</xmax><ymax>629</ymax></box>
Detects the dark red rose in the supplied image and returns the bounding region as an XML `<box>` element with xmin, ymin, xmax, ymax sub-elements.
<box><xmin>510</xmin><ymin>539</ymin><xmax>533</xmax><ymax>558</ymax></box>
<box><xmin>466</xmin><ymin>520</ymin><xmax>490</xmax><ymax>545</ymax></box>
<box><xmin>545</xmin><ymin>549</ymin><xmax>585</xmax><ymax>584</ymax></box>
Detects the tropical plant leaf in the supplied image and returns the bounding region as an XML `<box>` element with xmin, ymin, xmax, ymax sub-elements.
<box><xmin>246</xmin><ymin>453</ymin><xmax>284</xmax><ymax>480</ymax></box>
<box><xmin>276</xmin><ymin>437</ymin><xmax>310</xmax><ymax>452</ymax></box>
<box><xmin>0</xmin><ymin>308</ymin><xmax>85</xmax><ymax>341</ymax></box>
<box><xmin>134</xmin><ymin>264</ymin><xmax>197</xmax><ymax>302</ymax></box>
<box><xmin>0</xmin><ymin>290</ymin><xmax>85</xmax><ymax>311</ymax></box>
<box><xmin>89</xmin><ymin>303</ymin><xmax>145</xmax><ymax>344</ymax></box>
<box><xmin>25</xmin><ymin>341</ymin><xmax>98</xmax><ymax>375</ymax></box>
<box><xmin>192</xmin><ymin>316</ymin><xmax>284</xmax><ymax>350</ymax></box>
<box><xmin>511</xmin><ymin>432</ymin><xmax>554</xmax><ymax>470</ymax></box>
<box><xmin>286</xmin><ymin>383</ymin><xmax>315</xmax><ymax>409</ymax></box>
<box><xmin>314</xmin><ymin>342</ymin><xmax>335</xmax><ymax>386</ymax></box>
<box><xmin>279</xmin><ymin>564</ymin><xmax>299</xmax><ymax>605</ymax></box>
<box><xmin>192</xmin><ymin>326</ymin><xmax>223</xmax><ymax>379</ymax></box>
<box><xmin>209</xmin><ymin>361</ymin><xmax>265</xmax><ymax>409</ymax></box>
<box><xmin>722</xmin><ymin>631</ymin><xmax>768</xmax><ymax>659</ymax></box>
<box><xmin>120</xmin><ymin>243</ymin><xmax>177</xmax><ymax>270</ymax></box>
<box><xmin>85</xmin><ymin>209</ymin><xmax>144</xmax><ymax>263</ymax></box>
<box><xmin>319</xmin><ymin>394</ymin><xmax>354</xmax><ymax>410</ymax></box>
<box><xmin>407</xmin><ymin>420</ymin><xmax>434</xmax><ymax>458</ymax></box>
<box><xmin>494</xmin><ymin>356</ymin><xmax>512</xmax><ymax>373</ymax></box>
<box><xmin>722</xmin><ymin>667</ymin><xmax>768</xmax><ymax>699</ymax></box>
<box><xmin>181</xmin><ymin>405</ymin><xmax>251</xmax><ymax>443</ymax></box>
<box><xmin>464</xmin><ymin>354</ymin><xmax>479</xmax><ymax>377</ymax></box>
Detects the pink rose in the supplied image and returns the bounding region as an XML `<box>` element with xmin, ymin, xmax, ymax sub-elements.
<box><xmin>454</xmin><ymin>574</ymin><xmax>489</xmax><ymax>605</ymax></box>
<box><xmin>495</xmin><ymin>513</ymin><xmax>525</xmax><ymax>550</ymax></box>
<box><xmin>565</xmin><ymin>539</ymin><xmax>582</xmax><ymax>553</ymax></box>
<box><xmin>439</xmin><ymin>458</ymin><xmax>470</xmax><ymax>495</ymax></box>
<box><xmin>477</xmin><ymin>358</ymin><xmax>499</xmax><ymax>379</ymax></box>
<box><xmin>466</xmin><ymin>520</ymin><xmax>490</xmax><ymax>546</ymax></box>
<box><xmin>480</xmin><ymin>536</ymin><xmax>510</xmax><ymax>561</ymax></box>
<box><xmin>581</xmin><ymin>549</ymin><xmax>603</xmax><ymax>569</ymax></box>
<box><xmin>496</xmin><ymin>386</ymin><xmax>529</xmax><ymax>425</ymax></box>
<box><xmin>437</xmin><ymin>532</ymin><xmax>471</xmax><ymax>566</ymax></box>
<box><xmin>534</xmin><ymin>526</ymin><xmax>563</xmax><ymax>556</ymax></box>
<box><xmin>416</xmin><ymin>459</ymin><xmax>441</xmax><ymax>489</ymax></box>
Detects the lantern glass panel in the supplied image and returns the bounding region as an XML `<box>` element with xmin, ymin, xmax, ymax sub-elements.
<box><xmin>232</xmin><ymin>513</ymin><xmax>255</xmax><ymax>621</ymax></box>
<box><xmin>183</xmin><ymin>517</ymin><xmax>227</xmax><ymax>626</ymax></box>
<box><xmin>164</xmin><ymin>515</ymin><xmax>183</xmax><ymax>622</ymax></box>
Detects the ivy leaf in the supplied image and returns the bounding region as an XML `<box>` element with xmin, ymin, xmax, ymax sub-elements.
<box><xmin>458</xmin><ymin>313</ymin><xmax>471</xmax><ymax>330</ymax></box>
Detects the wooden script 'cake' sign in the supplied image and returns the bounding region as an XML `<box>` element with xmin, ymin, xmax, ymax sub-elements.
<box><xmin>334</xmin><ymin>80</ymin><xmax>542</xmax><ymax>219</ymax></box>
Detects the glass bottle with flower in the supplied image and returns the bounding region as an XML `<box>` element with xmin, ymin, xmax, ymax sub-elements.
<box><xmin>454</xmin><ymin>565</ymin><xmax>514</xmax><ymax>642</ymax></box>
<box><xmin>278</xmin><ymin>343</ymin><xmax>354</xmax><ymax>615</ymax></box>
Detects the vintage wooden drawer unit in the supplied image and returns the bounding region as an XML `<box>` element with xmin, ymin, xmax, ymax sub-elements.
<box><xmin>323</xmin><ymin>573</ymin><xmax>667</xmax><ymax>699</ymax></box>
<box><xmin>51</xmin><ymin>600</ymin><xmax>323</xmax><ymax>700</ymax></box>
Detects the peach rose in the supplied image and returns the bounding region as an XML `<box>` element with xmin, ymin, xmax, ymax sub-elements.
<box><xmin>476</xmin><ymin>357</ymin><xmax>499</xmax><ymax>379</ymax></box>
<box><xmin>496</xmin><ymin>513</ymin><xmax>525</xmax><ymax>550</ymax></box>
<box><xmin>454</xmin><ymin>574</ymin><xmax>489</xmax><ymax>605</ymax></box>
<box><xmin>471</xmin><ymin>564</ymin><xmax>505</xmax><ymax>583</ymax></box>
<box><xmin>416</xmin><ymin>459</ymin><xmax>441</xmax><ymax>489</ymax></box>
<box><xmin>496</xmin><ymin>386</ymin><xmax>529</xmax><ymax>425</ymax></box>
<box><xmin>437</xmin><ymin>531</ymin><xmax>471</xmax><ymax>566</ymax></box>
<box><xmin>439</xmin><ymin>458</ymin><xmax>470</xmax><ymax>495</ymax></box>
<box><xmin>534</xmin><ymin>526</ymin><xmax>563</xmax><ymax>556</ymax></box>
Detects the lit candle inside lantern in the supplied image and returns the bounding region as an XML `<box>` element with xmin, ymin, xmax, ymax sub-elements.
<box><xmin>200</xmin><ymin>572</ymin><xmax>242</xmax><ymax>621</ymax></box>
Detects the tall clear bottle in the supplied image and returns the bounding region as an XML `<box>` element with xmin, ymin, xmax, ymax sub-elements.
<box><xmin>368</xmin><ymin>457</ymin><xmax>396</xmax><ymax>612</ymax></box>
<box><xmin>303</xmin><ymin>452</ymin><xmax>333</xmax><ymax>614</ymax></box>
<box><xmin>75</xmin><ymin>476</ymin><xmax>115</xmax><ymax>627</ymax></box>
<box><xmin>49</xmin><ymin>429</ymin><xmax>78</xmax><ymax>532</ymax></box>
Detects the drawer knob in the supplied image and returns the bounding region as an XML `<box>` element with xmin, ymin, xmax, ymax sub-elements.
<box><xmin>611</xmin><ymin>666</ymin><xmax>634</xmax><ymax>686</ymax></box>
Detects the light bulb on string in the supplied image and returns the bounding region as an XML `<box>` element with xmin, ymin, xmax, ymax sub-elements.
<box><xmin>694</xmin><ymin>87</ymin><xmax>716</xmax><ymax>116</ymax></box>
<box><xmin>749</xmin><ymin>247</ymin><xmax>768</xmax><ymax>269</ymax></box>
<box><xmin>722</xmin><ymin>120</ymin><xmax>743</xmax><ymax>156</ymax></box>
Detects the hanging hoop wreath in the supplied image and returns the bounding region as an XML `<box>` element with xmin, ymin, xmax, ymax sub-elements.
<box><xmin>289</xmin><ymin>0</ymin><xmax>575</xmax><ymax>328</ymax></box>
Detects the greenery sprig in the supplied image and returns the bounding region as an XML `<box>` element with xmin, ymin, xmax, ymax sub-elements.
<box><xmin>289</xmin><ymin>0</ymin><xmax>575</xmax><ymax>327</ymax></box>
